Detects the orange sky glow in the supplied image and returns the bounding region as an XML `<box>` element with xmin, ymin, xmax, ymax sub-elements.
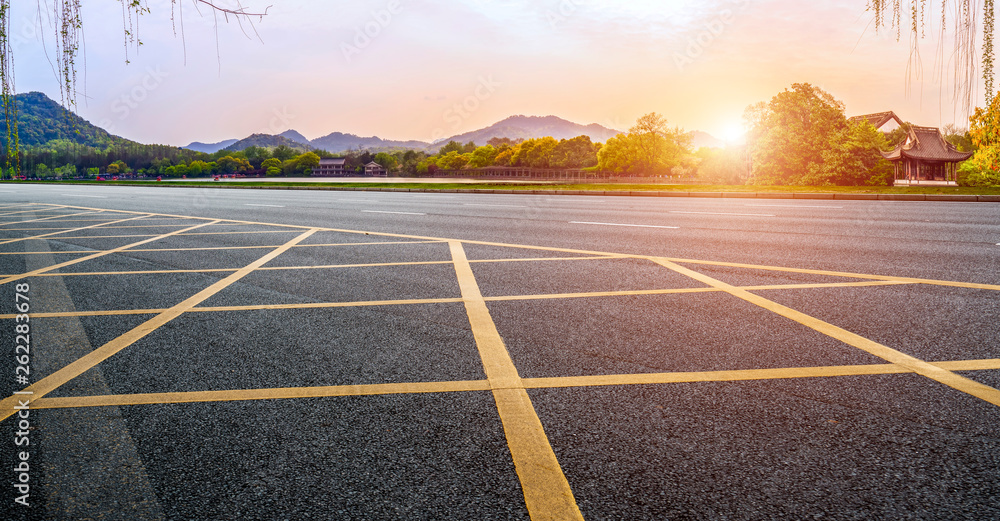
<box><xmin>10</xmin><ymin>1</ymin><xmax>989</xmax><ymax>146</ymax></box>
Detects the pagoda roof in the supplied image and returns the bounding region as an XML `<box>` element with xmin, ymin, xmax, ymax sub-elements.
<box><xmin>881</xmin><ymin>125</ymin><xmax>973</xmax><ymax>163</ymax></box>
<box><xmin>848</xmin><ymin>111</ymin><xmax>904</xmax><ymax>130</ymax></box>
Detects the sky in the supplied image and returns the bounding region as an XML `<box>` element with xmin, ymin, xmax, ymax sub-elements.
<box><xmin>8</xmin><ymin>0</ymin><xmax>991</xmax><ymax>147</ymax></box>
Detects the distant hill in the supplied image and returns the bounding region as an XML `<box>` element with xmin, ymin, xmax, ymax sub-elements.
<box><xmin>183</xmin><ymin>139</ymin><xmax>239</xmax><ymax>153</ymax></box>
<box><xmin>223</xmin><ymin>133</ymin><xmax>315</xmax><ymax>153</ymax></box>
<box><xmin>435</xmin><ymin>115</ymin><xmax>620</xmax><ymax>149</ymax></box>
<box><xmin>2</xmin><ymin>91</ymin><xmax>135</xmax><ymax>148</ymax></box>
<box><xmin>309</xmin><ymin>132</ymin><xmax>430</xmax><ymax>153</ymax></box>
<box><xmin>279</xmin><ymin>129</ymin><xmax>311</xmax><ymax>146</ymax></box>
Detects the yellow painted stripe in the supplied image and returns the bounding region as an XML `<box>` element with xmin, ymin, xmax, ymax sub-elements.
<box><xmin>0</xmin><ymin>212</ymin><xmax>124</xmax><ymax>243</ymax></box>
<box><xmin>666</xmin><ymin>257</ymin><xmax>1000</xmax><ymax>292</ymax></box>
<box><xmin>0</xmin><ymin>219</ymin><xmax>220</xmax><ymax>286</ymax></box>
<box><xmin>29</xmin><ymin>380</ymin><xmax>492</xmax><ymax>409</ymax></box>
<box><xmin>522</xmin><ymin>359</ymin><xmax>1000</xmax><ymax>389</ymax></box>
<box><xmin>652</xmin><ymin>258</ymin><xmax>1000</xmax><ymax>407</ymax></box>
<box><xmin>19</xmin><ymin>359</ymin><xmax>1000</xmax><ymax>411</ymax></box>
<box><xmin>450</xmin><ymin>241</ymin><xmax>583</xmax><ymax>521</ymax></box>
<box><xmin>0</xmin><ymin>281</ymin><xmax>917</xmax><ymax>320</ymax></box>
<box><xmin>0</xmin><ymin>228</ymin><xmax>319</xmax><ymax>422</ymax></box>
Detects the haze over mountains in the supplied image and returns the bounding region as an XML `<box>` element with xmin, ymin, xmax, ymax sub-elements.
<box><xmin>4</xmin><ymin>91</ymin><xmax>726</xmax><ymax>154</ymax></box>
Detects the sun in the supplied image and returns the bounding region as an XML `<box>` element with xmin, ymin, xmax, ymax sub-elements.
<box><xmin>721</xmin><ymin>123</ymin><xmax>745</xmax><ymax>144</ymax></box>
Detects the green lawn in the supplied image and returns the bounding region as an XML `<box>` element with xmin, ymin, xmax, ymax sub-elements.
<box><xmin>9</xmin><ymin>179</ymin><xmax>1000</xmax><ymax>195</ymax></box>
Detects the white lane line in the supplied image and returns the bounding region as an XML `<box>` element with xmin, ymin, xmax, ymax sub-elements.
<box><xmin>463</xmin><ymin>203</ymin><xmax>528</xmax><ymax>208</ymax></box>
<box><xmin>245</xmin><ymin>204</ymin><xmax>286</xmax><ymax>208</ymax></box>
<box><xmin>571</xmin><ymin>221</ymin><xmax>679</xmax><ymax>229</ymax></box>
<box><xmin>745</xmin><ymin>204</ymin><xmax>843</xmax><ymax>209</ymax></box>
<box><xmin>0</xmin><ymin>191</ymin><xmax>16</xmax><ymax>193</ymax></box>
<box><xmin>60</xmin><ymin>194</ymin><xmax>107</xmax><ymax>198</ymax></box>
<box><xmin>362</xmin><ymin>210</ymin><xmax>427</xmax><ymax>216</ymax></box>
<box><xmin>670</xmin><ymin>211</ymin><xmax>774</xmax><ymax>217</ymax></box>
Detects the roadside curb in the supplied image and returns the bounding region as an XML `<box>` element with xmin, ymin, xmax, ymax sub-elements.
<box><xmin>30</xmin><ymin>182</ymin><xmax>1000</xmax><ymax>202</ymax></box>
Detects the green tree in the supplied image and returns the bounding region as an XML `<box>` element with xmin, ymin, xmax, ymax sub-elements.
<box><xmin>747</xmin><ymin>83</ymin><xmax>848</xmax><ymax>185</ymax></box>
<box><xmin>467</xmin><ymin>145</ymin><xmax>497</xmax><ymax>168</ymax></box>
<box><xmin>820</xmin><ymin>121</ymin><xmax>894</xmax><ymax>186</ymax></box>
<box><xmin>373</xmin><ymin>152</ymin><xmax>399</xmax><ymax>173</ymax></box>
<box><xmin>260</xmin><ymin>158</ymin><xmax>282</xmax><ymax>172</ymax></box>
<box><xmin>962</xmin><ymin>91</ymin><xmax>1000</xmax><ymax>185</ymax></box>
<box><xmin>216</xmin><ymin>155</ymin><xmax>251</xmax><ymax>174</ymax></box>
<box><xmin>597</xmin><ymin>113</ymin><xmax>690</xmax><ymax>175</ymax></box>
<box><xmin>296</xmin><ymin>152</ymin><xmax>321</xmax><ymax>175</ymax></box>
<box><xmin>271</xmin><ymin>145</ymin><xmax>297</xmax><ymax>162</ymax></box>
<box><xmin>438</xmin><ymin>140</ymin><xmax>465</xmax><ymax>156</ymax></box>
<box><xmin>551</xmin><ymin>136</ymin><xmax>600</xmax><ymax>168</ymax></box>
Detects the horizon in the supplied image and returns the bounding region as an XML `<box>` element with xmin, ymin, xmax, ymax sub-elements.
<box><xmin>9</xmin><ymin>1</ymin><xmax>986</xmax><ymax>147</ymax></box>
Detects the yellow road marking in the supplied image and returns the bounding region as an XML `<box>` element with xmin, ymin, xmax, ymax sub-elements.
<box><xmin>450</xmin><ymin>240</ymin><xmax>583</xmax><ymax>521</ymax></box>
<box><xmin>0</xmin><ymin>281</ymin><xmax>917</xmax><ymax>319</ymax></box>
<box><xmin>667</xmin><ymin>257</ymin><xmax>1000</xmax><ymax>292</ymax></box>
<box><xmin>522</xmin><ymin>359</ymin><xmax>1000</xmax><ymax>389</ymax></box>
<box><xmin>652</xmin><ymin>258</ymin><xmax>1000</xmax><ymax>407</ymax></box>
<box><xmin>41</xmin><ymin>230</ymin><xmax>303</xmax><ymax>240</ymax></box>
<box><xmin>30</xmin><ymin>380</ymin><xmax>492</xmax><ymax>409</ymax></box>
<box><xmin>0</xmin><ymin>240</ymin><xmax>443</xmax><ymax>255</ymax></box>
<box><xmin>17</xmin><ymin>359</ymin><xmax>1000</xmax><ymax>411</ymax></box>
<box><xmin>0</xmin><ymin>214</ymin><xmax>151</xmax><ymax>246</ymax></box>
<box><xmin>0</xmin><ymin>220</ymin><xmax>220</xmax><ymax>286</ymax></box>
<box><xmin>0</xmin><ymin>228</ymin><xmax>319</xmax><ymax>422</ymax></box>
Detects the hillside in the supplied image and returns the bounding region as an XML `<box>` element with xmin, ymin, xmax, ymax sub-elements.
<box><xmin>223</xmin><ymin>133</ymin><xmax>315</xmax><ymax>152</ymax></box>
<box><xmin>184</xmin><ymin>139</ymin><xmax>239</xmax><ymax>153</ymax></box>
<box><xmin>309</xmin><ymin>132</ymin><xmax>430</xmax><ymax>153</ymax></box>
<box><xmin>279</xmin><ymin>129</ymin><xmax>311</xmax><ymax>146</ymax></box>
<box><xmin>435</xmin><ymin>115</ymin><xmax>620</xmax><ymax>149</ymax></box>
<box><xmin>1</xmin><ymin>91</ymin><xmax>135</xmax><ymax>149</ymax></box>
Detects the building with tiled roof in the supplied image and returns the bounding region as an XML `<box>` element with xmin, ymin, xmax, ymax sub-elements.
<box><xmin>848</xmin><ymin>111</ymin><xmax>904</xmax><ymax>131</ymax></box>
<box><xmin>882</xmin><ymin>125</ymin><xmax>973</xmax><ymax>185</ymax></box>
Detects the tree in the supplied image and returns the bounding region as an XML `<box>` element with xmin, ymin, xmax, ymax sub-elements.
<box><xmin>597</xmin><ymin>113</ymin><xmax>691</xmax><ymax>175</ymax></box>
<box><xmin>296</xmin><ymin>152</ymin><xmax>321</xmax><ymax>175</ymax></box>
<box><xmin>0</xmin><ymin>1</ymin><xmax>269</xmax><ymax>174</ymax></box>
<box><xmin>962</xmin><ymin>91</ymin><xmax>1000</xmax><ymax>185</ymax></box>
<box><xmin>820</xmin><ymin>121</ymin><xmax>894</xmax><ymax>186</ymax></box>
<box><xmin>467</xmin><ymin>146</ymin><xmax>498</xmax><ymax>168</ymax></box>
<box><xmin>271</xmin><ymin>145</ymin><xmax>297</xmax><ymax>162</ymax></box>
<box><xmin>867</xmin><ymin>1</ymin><xmax>996</xmax><ymax>108</ymax></box>
<box><xmin>260</xmin><ymin>158</ymin><xmax>282</xmax><ymax>172</ymax></box>
<box><xmin>747</xmin><ymin>83</ymin><xmax>848</xmax><ymax>185</ymax></box>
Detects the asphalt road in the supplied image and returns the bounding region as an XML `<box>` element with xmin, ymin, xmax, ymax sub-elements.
<box><xmin>0</xmin><ymin>183</ymin><xmax>998</xmax><ymax>520</ymax></box>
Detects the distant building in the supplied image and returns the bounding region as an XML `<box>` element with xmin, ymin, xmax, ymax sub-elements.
<box><xmin>365</xmin><ymin>161</ymin><xmax>387</xmax><ymax>177</ymax></box>
<box><xmin>848</xmin><ymin>111</ymin><xmax>904</xmax><ymax>133</ymax></box>
<box><xmin>313</xmin><ymin>158</ymin><xmax>347</xmax><ymax>177</ymax></box>
<box><xmin>882</xmin><ymin>126</ymin><xmax>973</xmax><ymax>185</ymax></box>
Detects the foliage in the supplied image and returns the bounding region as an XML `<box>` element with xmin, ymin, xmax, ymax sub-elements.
<box><xmin>597</xmin><ymin>113</ymin><xmax>691</xmax><ymax>176</ymax></box>
<box><xmin>745</xmin><ymin>83</ymin><xmax>892</xmax><ymax>186</ymax></box>
<box><xmin>868</xmin><ymin>1</ymin><xmax>996</xmax><ymax>106</ymax></box>
<box><xmin>695</xmin><ymin>147</ymin><xmax>747</xmax><ymax>184</ymax></box>
<box><xmin>961</xmin><ymin>91</ymin><xmax>1000</xmax><ymax>185</ymax></box>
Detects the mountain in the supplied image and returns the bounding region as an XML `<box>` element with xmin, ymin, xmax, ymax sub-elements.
<box><xmin>435</xmin><ymin>115</ymin><xmax>620</xmax><ymax>149</ymax></box>
<box><xmin>183</xmin><ymin>139</ymin><xmax>239</xmax><ymax>153</ymax></box>
<box><xmin>279</xmin><ymin>129</ymin><xmax>311</xmax><ymax>146</ymax></box>
<box><xmin>2</xmin><ymin>91</ymin><xmax>136</xmax><ymax>148</ymax></box>
<box><xmin>224</xmin><ymin>133</ymin><xmax>315</xmax><ymax>153</ymax></box>
<box><xmin>309</xmin><ymin>132</ymin><xmax>430</xmax><ymax>153</ymax></box>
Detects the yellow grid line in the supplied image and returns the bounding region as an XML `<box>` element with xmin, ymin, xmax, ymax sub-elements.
<box><xmin>0</xmin><ymin>220</ymin><xmax>221</xmax><ymax>286</ymax></box>
<box><xmin>652</xmin><ymin>258</ymin><xmax>1000</xmax><ymax>407</ymax></box>
<box><xmin>1</xmin><ymin>203</ymin><xmax>998</xmax><ymax>520</ymax></box>
<box><xmin>0</xmin><ymin>240</ymin><xmax>446</xmax><ymax>255</ymax></box>
<box><xmin>24</xmin><ymin>359</ymin><xmax>1000</xmax><ymax>410</ymax></box>
<box><xmin>0</xmin><ymin>228</ymin><xmax>320</xmax><ymax>423</ymax></box>
<box><xmin>0</xmin><ymin>281</ymin><xmax>917</xmax><ymax>319</ymax></box>
<box><xmin>450</xmin><ymin>240</ymin><xmax>583</xmax><ymax>520</ymax></box>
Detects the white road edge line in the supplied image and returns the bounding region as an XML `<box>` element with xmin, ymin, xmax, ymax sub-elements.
<box><xmin>571</xmin><ymin>221</ymin><xmax>679</xmax><ymax>229</ymax></box>
<box><xmin>463</xmin><ymin>204</ymin><xmax>528</xmax><ymax>208</ymax></box>
<box><xmin>745</xmin><ymin>204</ymin><xmax>843</xmax><ymax>209</ymax></box>
<box><xmin>60</xmin><ymin>194</ymin><xmax>107</xmax><ymax>198</ymax></box>
<box><xmin>670</xmin><ymin>211</ymin><xmax>775</xmax><ymax>217</ymax></box>
<box><xmin>245</xmin><ymin>204</ymin><xmax>286</xmax><ymax>208</ymax></box>
<box><xmin>362</xmin><ymin>210</ymin><xmax>427</xmax><ymax>216</ymax></box>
